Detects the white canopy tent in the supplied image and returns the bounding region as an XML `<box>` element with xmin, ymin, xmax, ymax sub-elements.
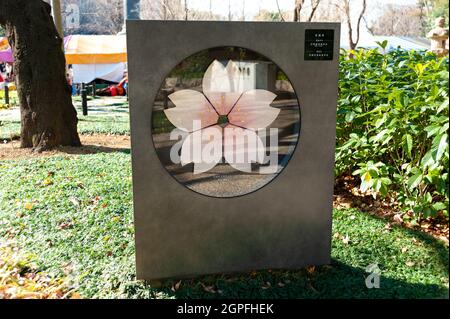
<box><xmin>64</xmin><ymin>35</ymin><xmax>127</xmax><ymax>84</ymax></box>
<box><xmin>72</xmin><ymin>63</ymin><xmax>126</xmax><ymax>84</ymax></box>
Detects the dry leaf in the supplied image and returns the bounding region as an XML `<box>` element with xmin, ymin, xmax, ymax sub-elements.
<box><xmin>70</xmin><ymin>292</ymin><xmax>81</xmax><ymax>299</ymax></box>
<box><xmin>393</xmin><ymin>214</ymin><xmax>403</xmax><ymax>224</ymax></box>
<box><xmin>69</xmin><ymin>197</ymin><xmax>79</xmax><ymax>207</ymax></box>
<box><xmin>306</xmin><ymin>266</ymin><xmax>316</xmax><ymax>274</ymax></box>
<box><xmin>401</xmin><ymin>247</ymin><xmax>408</xmax><ymax>253</ymax></box>
<box><xmin>58</xmin><ymin>221</ymin><xmax>73</xmax><ymax>230</ymax></box>
<box><xmin>405</xmin><ymin>261</ymin><xmax>415</xmax><ymax>267</ymax></box>
<box><xmin>111</xmin><ymin>216</ymin><xmax>120</xmax><ymax>222</ymax></box>
<box><xmin>41</xmin><ymin>178</ymin><xmax>53</xmax><ymax>186</ymax></box>
<box><xmin>200</xmin><ymin>283</ymin><xmax>216</xmax><ymax>293</ymax></box>
<box><xmin>261</xmin><ymin>282</ymin><xmax>271</xmax><ymax>290</ymax></box>
<box><xmin>342</xmin><ymin>235</ymin><xmax>350</xmax><ymax>244</ymax></box>
<box><xmin>171</xmin><ymin>280</ymin><xmax>181</xmax><ymax>292</ymax></box>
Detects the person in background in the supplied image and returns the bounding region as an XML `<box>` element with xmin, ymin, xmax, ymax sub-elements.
<box><xmin>67</xmin><ymin>65</ymin><xmax>76</xmax><ymax>96</ymax></box>
<box><xmin>96</xmin><ymin>71</ymin><xmax>128</xmax><ymax>97</ymax></box>
<box><xmin>0</xmin><ymin>62</ymin><xmax>7</xmax><ymax>90</ymax></box>
<box><xmin>5</xmin><ymin>63</ymin><xmax>14</xmax><ymax>82</ymax></box>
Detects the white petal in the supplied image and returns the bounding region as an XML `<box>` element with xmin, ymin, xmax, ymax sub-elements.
<box><xmin>180</xmin><ymin>125</ymin><xmax>223</xmax><ymax>174</ymax></box>
<box><xmin>164</xmin><ymin>89</ymin><xmax>218</xmax><ymax>132</ymax></box>
<box><xmin>223</xmin><ymin>124</ymin><xmax>265</xmax><ymax>173</ymax></box>
<box><xmin>202</xmin><ymin>60</ymin><xmax>245</xmax><ymax>115</ymax></box>
<box><xmin>228</xmin><ymin>89</ymin><xmax>279</xmax><ymax>130</ymax></box>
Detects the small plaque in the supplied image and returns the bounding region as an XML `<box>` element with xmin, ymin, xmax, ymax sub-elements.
<box><xmin>305</xmin><ymin>29</ymin><xmax>334</xmax><ymax>60</ymax></box>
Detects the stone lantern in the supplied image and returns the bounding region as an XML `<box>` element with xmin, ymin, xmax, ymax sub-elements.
<box><xmin>426</xmin><ymin>17</ymin><xmax>449</xmax><ymax>57</ymax></box>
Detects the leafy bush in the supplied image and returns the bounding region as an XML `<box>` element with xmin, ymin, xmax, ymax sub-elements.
<box><xmin>336</xmin><ymin>47</ymin><xmax>449</xmax><ymax>220</ymax></box>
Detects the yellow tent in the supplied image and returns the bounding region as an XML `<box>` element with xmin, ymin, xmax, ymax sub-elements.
<box><xmin>64</xmin><ymin>35</ymin><xmax>127</xmax><ymax>64</ymax></box>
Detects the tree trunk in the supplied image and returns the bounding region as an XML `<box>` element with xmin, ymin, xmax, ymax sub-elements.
<box><xmin>293</xmin><ymin>0</ymin><xmax>304</xmax><ymax>22</ymax></box>
<box><xmin>0</xmin><ymin>0</ymin><xmax>81</xmax><ymax>151</ymax></box>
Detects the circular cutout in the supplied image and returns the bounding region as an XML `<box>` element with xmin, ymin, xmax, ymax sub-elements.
<box><xmin>151</xmin><ymin>47</ymin><xmax>300</xmax><ymax>198</ymax></box>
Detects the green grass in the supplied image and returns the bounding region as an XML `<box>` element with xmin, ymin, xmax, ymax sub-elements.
<box><xmin>0</xmin><ymin>90</ymin><xmax>19</xmax><ymax>106</ymax></box>
<box><xmin>0</xmin><ymin>97</ymin><xmax>130</xmax><ymax>140</ymax></box>
<box><xmin>0</xmin><ymin>120</ymin><xmax>20</xmax><ymax>140</ymax></box>
<box><xmin>0</xmin><ymin>152</ymin><xmax>448</xmax><ymax>299</ymax></box>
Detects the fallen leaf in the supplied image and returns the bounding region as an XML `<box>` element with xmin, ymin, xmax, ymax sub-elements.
<box><xmin>171</xmin><ymin>280</ymin><xmax>181</xmax><ymax>292</ymax></box>
<box><xmin>70</xmin><ymin>292</ymin><xmax>81</xmax><ymax>299</ymax></box>
<box><xmin>24</xmin><ymin>203</ymin><xmax>33</xmax><ymax>210</ymax></box>
<box><xmin>401</xmin><ymin>247</ymin><xmax>408</xmax><ymax>253</ymax></box>
<box><xmin>69</xmin><ymin>197</ymin><xmax>79</xmax><ymax>207</ymax></box>
<box><xmin>261</xmin><ymin>282</ymin><xmax>271</xmax><ymax>290</ymax></box>
<box><xmin>200</xmin><ymin>283</ymin><xmax>216</xmax><ymax>293</ymax></box>
<box><xmin>342</xmin><ymin>235</ymin><xmax>350</xmax><ymax>244</ymax></box>
<box><xmin>41</xmin><ymin>178</ymin><xmax>53</xmax><ymax>186</ymax></box>
<box><xmin>58</xmin><ymin>221</ymin><xmax>72</xmax><ymax>230</ymax></box>
<box><xmin>393</xmin><ymin>214</ymin><xmax>403</xmax><ymax>224</ymax></box>
<box><xmin>306</xmin><ymin>266</ymin><xmax>316</xmax><ymax>274</ymax></box>
<box><xmin>405</xmin><ymin>261</ymin><xmax>415</xmax><ymax>267</ymax></box>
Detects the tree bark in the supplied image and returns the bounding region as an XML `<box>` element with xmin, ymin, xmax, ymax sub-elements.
<box><xmin>0</xmin><ymin>0</ymin><xmax>81</xmax><ymax>151</ymax></box>
<box><xmin>293</xmin><ymin>0</ymin><xmax>306</xmax><ymax>22</ymax></box>
<box><xmin>307</xmin><ymin>0</ymin><xmax>321</xmax><ymax>22</ymax></box>
<box><xmin>344</xmin><ymin>0</ymin><xmax>367</xmax><ymax>55</ymax></box>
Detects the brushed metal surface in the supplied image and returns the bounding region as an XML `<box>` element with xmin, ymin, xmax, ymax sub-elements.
<box><xmin>126</xmin><ymin>21</ymin><xmax>340</xmax><ymax>280</ymax></box>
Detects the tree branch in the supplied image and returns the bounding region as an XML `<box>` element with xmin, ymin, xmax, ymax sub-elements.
<box><xmin>307</xmin><ymin>0</ymin><xmax>321</xmax><ymax>22</ymax></box>
<box><xmin>294</xmin><ymin>0</ymin><xmax>306</xmax><ymax>22</ymax></box>
<box><xmin>275</xmin><ymin>0</ymin><xmax>285</xmax><ymax>22</ymax></box>
<box><xmin>355</xmin><ymin>0</ymin><xmax>367</xmax><ymax>47</ymax></box>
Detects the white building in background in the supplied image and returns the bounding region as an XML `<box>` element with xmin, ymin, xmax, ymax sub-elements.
<box><xmin>219</xmin><ymin>60</ymin><xmax>277</xmax><ymax>92</ymax></box>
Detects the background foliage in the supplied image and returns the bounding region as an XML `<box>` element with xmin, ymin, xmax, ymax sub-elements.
<box><xmin>336</xmin><ymin>45</ymin><xmax>449</xmax><ymax>220</ymax></box>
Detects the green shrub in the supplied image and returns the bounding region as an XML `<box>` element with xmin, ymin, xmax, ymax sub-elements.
<box><xmin>336</xmin><ymin>47</ymin><xmax>449</xmax><ymax>220</ymax></box>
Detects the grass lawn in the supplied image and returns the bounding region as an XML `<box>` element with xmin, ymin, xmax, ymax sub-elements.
<box><xmin>0</xmin><ymin>90</ymin><xmax>19</xmax><ymax>107</ymax></box>
<box><xmin>0</xmin><ymin>97</ymin><xmax>130</xmax><ymax>140</ymax></box>
<box><xmin>0</xmin><ymin>152</ymin><xmax>448</xmax><ymax>299</ymax></box>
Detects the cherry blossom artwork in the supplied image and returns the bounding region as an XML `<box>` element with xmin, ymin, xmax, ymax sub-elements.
<box><xmin>164</xmin><ymin>60</ymin><xmax>280</xmax><ymax>174</ymax></box>
<box><xmin>152</xmin><ymin>47</ymin><xmax>300</xmax><ymax>197</ymax></box>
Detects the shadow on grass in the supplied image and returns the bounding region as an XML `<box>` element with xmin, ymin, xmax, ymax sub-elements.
<box><xmin>129</xmin><ymin>258</ymin><xmax>448</xmax><ymax>299</ymax></box>
<box><xmin>55</xmin><ymin>144</ymin><xmax>130</xmax><ymax>156</ymax></box>
<box><xmin>122</xmin><ymin>258</ymin><xmax>447</xmax><ymax>299</ymax></box>
<box><xmin>122</xmin><ymin>212</ymin><xmax>448</xmax><ymax>299</ymax></box>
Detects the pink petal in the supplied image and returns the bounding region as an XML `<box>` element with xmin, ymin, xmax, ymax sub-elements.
<box><xmin>202</xmin><ymin>60</ymin><xmax>244</xmax><ymax>115</ymax></box>
<box><xmin>180</xmin><ymin>125</ymin><xmax>223</xmax><ymax>174</ymax></box>
<box><xmin>164</xmin><ymin>89</ymin><xmax>218</xmax><ymax>132</ymax></box>
<box><xmin>228</xmin><ymin>89</ymin><xmax>279</xmax><ymax>130</ymax></box>
<box><xmin>223</xmin><ymin>124</ymin><xmax>265</xmax><ymax>173</ymax></box>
